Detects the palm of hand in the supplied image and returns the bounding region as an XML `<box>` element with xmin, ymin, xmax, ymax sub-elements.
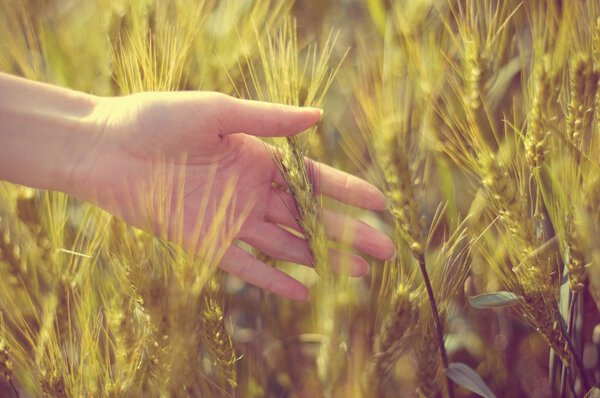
<box><xmin>79</xmin><ymin>92</ymin><xmax>394</xmax><ymax>300</ymax></box>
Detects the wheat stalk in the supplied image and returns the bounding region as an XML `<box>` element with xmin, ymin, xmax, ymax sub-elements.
<box><xmin>525</xmin><ymin>58</ymin><xmax>553</xmax><ymax>170</ymax></box>
<box><xmin>415</xmin><ymin>302</ymin><xmax>444</xmax><ymax>398</ymax></box>
<box><xmin>244</xmin><ymin>19</ymin><xmax>344</xmax><ymax>276</ymax></box>
<box><xmin>0</xmin><ymin>313</ymin><xmax>19</xmax><ymax>398</ymax></box>
<box><xmin>199</xmin><ymin>276</ymin><xmax>238</xmax><ymax>389</ymax></box>
<box><xmin>567</xmin><ymin>53</ymin><xmax>598</xmax><ymax>150</ymax></box>
<box><xmin>367</xmin><ymin>284</ymin><xmax>415</xmax><ymax>396</ymax></box>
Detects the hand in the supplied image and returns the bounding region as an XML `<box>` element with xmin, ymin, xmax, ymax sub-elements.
<box><xmin>71</xmin><ymin>91</ymin><xmax>395</xmax><ymax>300</ymax></box>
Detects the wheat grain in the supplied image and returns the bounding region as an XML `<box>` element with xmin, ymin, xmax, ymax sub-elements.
<box><xmin>243</xmin><ymin>19</ymin><xmax>346</xmax><ymax>276</ymax></box>
<box><xmin>463</xmin><ymin>37</ymin><xmax>489</xmax><ymax>114</ymax></box>
<box><xmin>384</xmin><ymin>144</ymin><xmax>425</xmax><ymax>259</ymax></box>
<box><xmin>367</xmin><ymin>285</ymin><xmax>415</xmax><ymax>395</ymax></box>
<box><xmin>480</xmin><ymin>153</ymin><xmax>538</xmax><ymax>259</ymax></box>
<box><xmin>199</xmin><ymin>277</ymin><xmax>237</xmax><ymax>389</ymax></box>
<box><xmin>525</xmin><ymin>59</ymin><xmax>551</xmax><ymax>170</ymax></box>
<box><xmin>414</xmin><ymin>299</ymin><xmax>444</xmax><ymax>398</ymax></box>
<box><xmin>567</xmin><ymin>54</ymin><xmax>593</xmax><ymax>148</ymax></box>
<box><xmin>0</xmin><ymin>314</ymin><xmax>13</xmax><ymax>388</ymax></box>
<box><xmin>566</xmin><ymin>209</ymin><xmax>587</xmax><ymax>293</ymax></box>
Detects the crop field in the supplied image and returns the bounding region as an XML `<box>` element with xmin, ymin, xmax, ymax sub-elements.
<box><xmin>1</xmin><ymin>0</ymin><xmax>600</xmax><ymax>397</ymax></box>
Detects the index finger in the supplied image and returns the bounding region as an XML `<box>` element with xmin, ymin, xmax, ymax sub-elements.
<box><xmin>217</xmin><ymin>95</ymin><xmax>323</xmax><ymax>137</ymax></box>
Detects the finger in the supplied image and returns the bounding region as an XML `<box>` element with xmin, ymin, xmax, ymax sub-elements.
<box><xmin>266</xmin><ymin>190</ymin><xmax>394</xmax><ymax>260</ymax></box>
<box><xmin>306</xmin><ymin>159</ymin><xmax>387</xmax><ymax>210</ymax></box>
<box><xmin>239</xmin><ymin>222</ymin><xmax>312</xmax><ymax>265</ymax></box>
<box><xmin>240</xmin><ymin>221</ymin><xmax>376</xmax><ymax>276</ymax></box>
<box><xmin>217</xmin><ymin>95</ymin><xmax>322</xmax><ymax>137</ymax></box>
<box><xmin>271</xmin><ymin>158</ymin><xmax>387</xmax><ymax>211</ymax></box>
<box><xmin>221</xmin><ymin>245</ymin><xmax>309</xmax><ymax>301</ymax></box>
<box><xmin>266</xmin><ymin>188</ymin><xmax>300</xmax><ymax>229</ymax></box>
<box><xmin>329</xmin><ymin>249</ymin><xmax>370</xmax><ymax>276</ymax></box>
<box><xmin>321</xmin><ymin>210</ymin><xmax>395</xmax><ymax>260</ymax></box>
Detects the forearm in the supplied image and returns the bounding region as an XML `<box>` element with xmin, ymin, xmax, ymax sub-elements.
<box><xmin>0</xmin><ymin>72</ymin><xmax>97</xmax><ymax>193</ymax></box>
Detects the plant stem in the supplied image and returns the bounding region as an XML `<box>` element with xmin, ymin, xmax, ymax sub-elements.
<box><xmin>557</xmin><ymin>298</ymin><xmax>590</xmax><ymax>392</ymax></box>
<box><xmin>417</xmin><ymin>254</ymin><xmax>455</xmax><ymax>398</ymax></box>
<box><xmin>560</xmin><ymin>291</ymin><xmax>579</xmax><ymax>398</ymax></box>
<box><xmin>549</xmin><ymin>350</ymin><xmax>558</xmax><ymax>395</ymax></box>
<box><xmin>9</xmin><ymin>380</ymin><xmax>19</xmax><ymax>398</ymax></box>
<box><xmin>559</xmin><ymin>362</ymin><xmax>567</xmax><ymax>398</ymax></box>
<box><xmin>567</xmin><ymin>367</ymin><xmax>577</xmax><ymax>398</ymax></box>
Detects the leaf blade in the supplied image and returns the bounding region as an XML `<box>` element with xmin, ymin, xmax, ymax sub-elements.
<box><xmin>585</xmin><ymin>387</ymin><xmax>600</xmax><ymax>398</ymax></box>
<box><xmin>447</xmin><ymin>362</ymin><xmax>496</xmax><ymax>398</ymax></box>
<box><xmin>468</xmin><ymin>291</ymin><xmax>522</xmax><ymax>309</ymax></box>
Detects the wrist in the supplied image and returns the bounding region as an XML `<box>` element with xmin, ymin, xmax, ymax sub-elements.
<box><xmin>0</xmin><ymin>73</ymin><xmax>100</xmax><ymax>195</ymax></box>
<box><xmin>59</xmin><ymin>95</ymin><xmax>140</xmax><ymax>212</ymax></box>
<box><xmin>52</xmin><ymin>94</ymin><xmax>105</xmax><ymax>197</ymax></box>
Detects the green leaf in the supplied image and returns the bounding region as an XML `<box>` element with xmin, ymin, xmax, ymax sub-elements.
<box><xmin>468</xmin><ymin>292</ymin><xmax>522</xmax><ymax>309</ymax></box>
<box><xmin>585</xmin><ymin>387</ymin><xmax>600</xmax><ymax>398</ymax></box>
<box><xmin>446</xmin><ymin>362</ymin><xmax>496</xmax><ymax>398</ymax></box>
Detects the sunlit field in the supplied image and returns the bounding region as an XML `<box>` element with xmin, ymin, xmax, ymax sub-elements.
<box><xmin>1</xmin><ymin>1</ymin><xmax>600</xmax><ymax>397</ymax></box>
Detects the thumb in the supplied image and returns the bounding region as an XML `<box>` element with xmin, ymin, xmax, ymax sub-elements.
<box><xmin>216</xmin><ymin>95</ymin><xmax>323</xmax><ymax>137</ymax></box>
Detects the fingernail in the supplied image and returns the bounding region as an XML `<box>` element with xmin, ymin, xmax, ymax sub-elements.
<box><xmin>307</xmin><ymin>107</ymin><xmax>324</xmax><ymax>117</ymax></box>
<box><xmin>358</xmin><ymin>262</ymin><xmax>370</xmax><ymax>276</ymax></box>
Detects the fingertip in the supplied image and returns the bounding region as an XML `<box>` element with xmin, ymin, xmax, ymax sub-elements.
<box><xmin>290</xmin><ymin>285</ymin><xmax>310</xmax><ymax>302</ymax></box>
<box><xmin>356</xmin><ymin>226</ymin><xmax>395</xmax><ymax>261</ymax></box>
<box><xmin>379</xmin><ymin>235</ymin><xmax>396</xmax><ymax>261</ymax></box>
<box><xmin>222</xmin><ymin>97</ymin><xmax>323</xmax><ymax>137</ymax></box>
<box><xmin>291</xmin><ymin>106</ymin><xmax>322</xmax><ymax>133</ymax></box>
<box><xmin>369</xmin><ymin>232</ymin><xmax>396</xmax><ymax>261</ymax></box>
<box><xmin>375</xmin><ymin>232</ymin><xmax>396</xmax><ymax>260</ymax></box>
<box><xmin>270</xmin><ymin>276</ymin><xmax>310</xmax><ymax>302</ymax></box>
<box><xmin>368</xmin><ymin>185</ymin><xmax>388</xmax><ymax>211</ymax></box>
<box><xmin>306</xmin><ymin>107</ymin><xmax>324</xmax><ymax>118</ymax></box>
<box><xmin>353</xmin><ymin>180</ymin><xmax>388</xmax><ymax>211</ymax></box>
<box><xmin>389</xmin><ymin>245</ymin><xmax>397</xmax><ymax>261</ymax></box>
<box><xmin>352</xmin><ymin>257</ymin><xmax>370</xmax><ymax>276</ymax></box>
<box><xmin>330</xmin><ymin>250</ymin><xmax>369</xmax><ymax>276</ymax></box>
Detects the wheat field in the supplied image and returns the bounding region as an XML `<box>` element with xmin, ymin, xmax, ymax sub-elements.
<box><xmin>1</xmin><ymin>0</ymin><xmax>600</xmax><ymax>397</ymax></box>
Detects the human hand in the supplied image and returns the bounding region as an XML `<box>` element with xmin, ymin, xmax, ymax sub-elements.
<box><xmin>70</xmin><ymin>91</ymin><xmax>394</xmax><ymax>300</ymax></box>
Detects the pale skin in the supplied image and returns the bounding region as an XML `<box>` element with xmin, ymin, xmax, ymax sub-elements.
<box><xmin>0</xmin><ymin>72</ymin><xmax>394</xmax><ymax>301</ymax></box>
